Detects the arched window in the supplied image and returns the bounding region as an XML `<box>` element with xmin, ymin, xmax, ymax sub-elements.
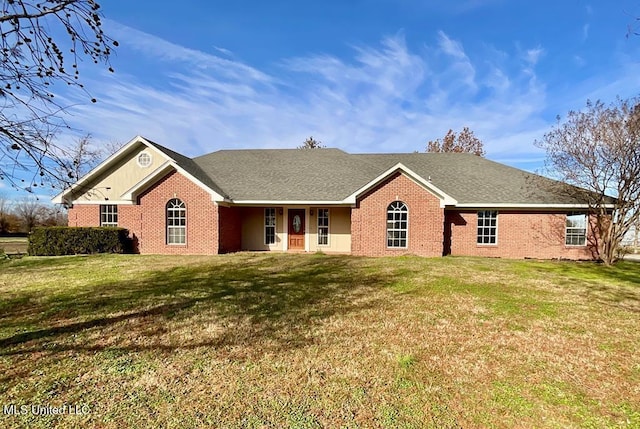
<box><xmin>167</xmin><ymin>198</ymin><xmax>186</xmax><ymax>245</ymax></box>
<box><xmin>387</xmin><ymin>201</ymin><xmax>408</xmax><ymax>248</ymax></box>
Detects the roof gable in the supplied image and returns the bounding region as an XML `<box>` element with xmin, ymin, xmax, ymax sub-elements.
<box><xmin>53</xmin><ymin>136</ymin><xmax>226</xmax><ymax>205</ymax></box>
<box><xmin>53</xmin><ymin>136</ymin><xmax>612</xmax><ymax>208</ymax></box>
<box><xmin>344</xmin><ymin>163</ymin><xmax>457</xmax><ymax>207</ymax></box>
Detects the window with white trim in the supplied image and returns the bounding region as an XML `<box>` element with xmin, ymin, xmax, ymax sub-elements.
<box><xmin>265</xmin><ymin>208</ymin><xmax>276</xmax><ymax>245</ymax></box>
<box><xmin>100</xmin><ymin>204</ymin><xmax>118</xmax><ymax>227</ymax></box>
<box><xmin>137</xmin><ymin>152</ymin><xmax>152</xmax><ymax>167</ymax></box>
<box><xmin>167</xmin><ymin>198</ymin><xmax>186</xmax><ymax>245</ymax></box>
<box><xmin>387</xmin><ymin>201</ymin><xmax>408</xmax><ymax>248</ymax></box>
<box><xmin>477</xmin><ymin>210</ymin><xmax>498</xmax><ymax>244</ymax></box>
<box><xmin>566</xmin><ymin>212</ymin><xmax>587</xmax><ymax>246</ymax></box>
<box><xmin>317</xmin><ymin>208</ymin><xmax>329</xmax><ymax>246</ymax></box>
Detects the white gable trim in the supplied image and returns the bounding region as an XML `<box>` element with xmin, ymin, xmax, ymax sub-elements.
<box><xmin>53</xmin><ymin>135</ymin><xmax>225</xmax><ymax>205</ymax></box>
<box><xmin>71</xmin><ymin>200</ymin><xmax>135</xmax><ymax>205</ymax></box>
<box><xmin>343</xmin><ymin>163</ymin><xmax>458</xmax><ymax>208</ymax></box>
<box><xmin>120</xmin><ymin>160</ymin><xmax>173</xmax><ymax>201</ymax></box>
<box><xmin>174</xmin><ymin>164</ymin><xmax>226</xmax><ymax>202</ymax></box>
<box><xmin>120</xmin><ymin>161</ymin><xmax>225</xmax><ymax>202</ymax></box>
<box><xmin>52</xmin><ymin>135</ymin><xmax>161</xmax><ymax>204</ymax></box>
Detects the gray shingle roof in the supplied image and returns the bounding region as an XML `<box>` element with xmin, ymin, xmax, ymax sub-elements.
<box><xmin>144</xmin><ymin>138</ymin><xmax>229</xmax><ymax>198</ymax></box>
<box><xmin>169</xmin><ymin>146</ymin><xmax>603</xmax><ymax>206</ymax></box>
<box><xmin>193</xmin><ymin>149</ymin><xmax>380</xmax><ymax>201</ymax></box>
<box><xmin>355</xmin><ymin>153</ymin><xmax>592</xmax><ymax>205</ymax></box>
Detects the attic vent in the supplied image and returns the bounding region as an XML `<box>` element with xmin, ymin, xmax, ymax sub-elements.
<box><xmin>137</xmin><ymin>152</ymin><xmax>152</xmax><ymax>168</ymax></box>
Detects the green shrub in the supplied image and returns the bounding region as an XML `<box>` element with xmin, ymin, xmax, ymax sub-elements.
<box><xmin>28</xmin><ymin>227</ymin><xmax>132</xmax><ymax>256</ymax></box>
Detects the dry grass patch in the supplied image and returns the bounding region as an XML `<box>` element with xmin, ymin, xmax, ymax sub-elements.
<box><xmin>0</xmin><ymin>237</ymin><xmax>27</xmax><ymax>255</ymax></box>
<box><xmin>0</xmin><ymin>253</ymin><xmax>638</xmax><ymax>428</ymax></box>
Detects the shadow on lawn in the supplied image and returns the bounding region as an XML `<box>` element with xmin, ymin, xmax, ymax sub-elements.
<box><xmin>528</xmin><ymin>260</ymin><xmax>640</xmax><ymax>313</ymax></box>
<box><xmin>0</xmin><ymin>254</ymin><xmax>392</xmax><ymax>356</ymax></box>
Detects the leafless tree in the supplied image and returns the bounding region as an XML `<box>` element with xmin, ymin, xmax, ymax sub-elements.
<box><xmin>53</xmin><ymin>133</ymin><xmax>103</xmax><ymax>185</ymax></box>
<box><xmin>100</xmin><ymin>139</ymin><xmax>125</xmax><ymax>159</ymax></box>
<box><xmin>298</xmin><ymin>136</ymin><xmax>325</xmax><ymax>149</ymax></box>
<box><xmin>0</xmin><ymin>0</ymin><xmax>117</xmax><ymax>191</ymax></box>
<box><xmin>40</xmin><ymin>205</ymin><xmax>67</xmax><ymax>226</ymax></box>
<box><xmin>426</xmin><ymin>127</ymin><xmax>486</xmax><ymax>156</ymax></box>
<box><xmin>0</xmin><ymin>193</ymin><xmax>13</xmax><ymax>233</ymax></box>
<box><xmin>536</xmin><ymin>97</ymin><xmax>640</xmax><ymax>265</ymax></box>
<box><xmin>14</xmin><ymin>196</ymin><xmax>46</xmax><ymax>232</ymax></box>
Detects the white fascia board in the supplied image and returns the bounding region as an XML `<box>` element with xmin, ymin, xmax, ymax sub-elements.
<box><xmin>71</xmin><ymin>200</ymin><xmax>135</xmax><ymax>205</ymax></box>
<box><xmin>343</xmin><ymin>163</ymin><xmax>458</xmax><ymax>208</ymax></box>
<box><xmin>52</xmin><ymin>135</ymin><xmax>153</xmax><ymax>204</ymax></box>
<box><xmin>173</xmin><ymin>164</ymin><xmax>225</xmax><ymax>202</ymax></box>
<box><xmin>231</xmin><ymin>200</ymin><xmax>353</xmax><ymax>206</ymax></box>
<box><xmin>120</xmin><ymin>160</ymin><xmax>174</xmax><ymax>200</ymax></box>
<box><xmin>120</xmin><ymin>160</ymin><xmax>225</xmax><ymax>202</ymax></box>
<box><xmin>453</xmin><ymin>203</ymin><xmax>617</xmax><ymax>209</ymax></box>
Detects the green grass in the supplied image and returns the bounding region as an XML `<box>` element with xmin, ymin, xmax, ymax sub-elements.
<box><xmin>0</xmin><ymin>253</ymin><xmax>638</xmax><ymax>428</ymax></box>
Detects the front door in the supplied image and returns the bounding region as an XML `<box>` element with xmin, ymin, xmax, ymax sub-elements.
<box><xmin>288</xmin><ymin>209</ymin><xmax>305</xmax><ymax>250</ymax></box>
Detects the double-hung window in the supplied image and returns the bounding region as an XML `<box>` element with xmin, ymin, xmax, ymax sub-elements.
<box><xmin>265</xmin><ymin>208</ymin><xmax>276</xmax><ymax>245</ymax></box>
<box><xmin>477</xmin><ymin>210</ymin><xmax>498</xmax><ymax>244</ymax></box>
<box><xmin>565</xmin><ymin>212</ymin><xmax>587</xmax><ymax>246</ymax></box>
<box><xmin>317</xmin><ymin>208</ymin><xmax>329</xmax><ymax>246</ymax></box>
<box><xmin>100</xmin><ymin>205</ymin><xmax>118</xmax><ymax>227</ymax></box>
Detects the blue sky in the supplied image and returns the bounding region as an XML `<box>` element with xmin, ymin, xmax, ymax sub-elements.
<box><xmin>3</xmin><ymin>0</ymin><xmax>640</xmax><ymax>200</ymax></box>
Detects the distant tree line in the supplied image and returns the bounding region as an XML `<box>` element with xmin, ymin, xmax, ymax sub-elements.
<box><xmin>0</xmin><ymin>195</ymin><xmax>66</xmax><ymax>234</ymax></box>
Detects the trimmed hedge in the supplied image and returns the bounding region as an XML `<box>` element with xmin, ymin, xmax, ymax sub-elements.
<box><xmin>28</xmin><ymin>227</ymin><xmax>132</xmax><ymax>256</ymax></box>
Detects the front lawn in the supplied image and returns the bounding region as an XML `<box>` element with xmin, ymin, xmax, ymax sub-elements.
<box><xmin>0</xmin><ymin>254</ymin><xmax>638</xmax><ymax>428</ymax></box>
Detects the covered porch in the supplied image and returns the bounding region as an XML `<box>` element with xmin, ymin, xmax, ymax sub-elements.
<box><xmin>220</xmin><ymin>205</ymin><xmax>352</xmax><ymax>253</ymax></box>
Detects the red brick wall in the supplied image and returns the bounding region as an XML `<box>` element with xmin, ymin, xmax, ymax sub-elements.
<box><xmin>136</xmin><ymin>170</ymin><xmax>218</xmax><ymax>255</ymax></box>
<box><xmin>446</xmin><ymin>210</ymin><xmax>596</xmax><ymax>260</ymax></box>
<box><xmin>67</xmin><ymin>204</ymin><xmax>143</xmax><ymax>253</ymax></box>
<box><xmin>119</xmin><ymin>205</ymin><xmax>142</xmax><ymax>253</ymax></box>
<box><xmin>65</xmin><ymin>172</ymin><xmax>219</xmax><ymax>255</ymax></box>
<box><xmin>67</xmin><ymin>205</ymin><xmax>100</xmax><ymax>227</ymax></box>
<box><xmin>218</xmin><ymin>205</ymin><xmax>242</xmax><ymax>253</ymax></box>
<box><xmin>351</xmin><ymin>172</ymin><xmax>444</xmax><ymax>257</ymax></box>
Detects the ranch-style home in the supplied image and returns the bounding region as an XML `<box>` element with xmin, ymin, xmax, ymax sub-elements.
<box><xmin>53</xmin><ymin>135</ymin><xmax>602</xmax><ymax>260</ymax></box>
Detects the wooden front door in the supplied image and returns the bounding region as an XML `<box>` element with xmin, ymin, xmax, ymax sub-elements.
<box><xmin>288</xmin><ymin>209</ymin><xmax>305</xmax><ymax>250</ymax></box>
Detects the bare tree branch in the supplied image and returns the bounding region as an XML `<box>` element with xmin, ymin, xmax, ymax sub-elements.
<box><xmin>535</xmin><ymin>97</ymin><xmax>640</xmax><ymax>265</ymax></box>
<box><xmin>0</xmin><ymin>0</ymin><xmax>117</xmax><ymax>191</ymax></box>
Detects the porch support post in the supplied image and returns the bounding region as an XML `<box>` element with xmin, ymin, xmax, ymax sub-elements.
<box><xmin>282</xmin><ymin>207</ymin><xmax>288</xmax><ymax>252</ymax></box>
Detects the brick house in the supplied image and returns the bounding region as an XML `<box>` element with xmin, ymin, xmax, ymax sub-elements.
<box><xmin>53</xmin><ymin>136</ymin><xmax>608</xmax><ymax>259</ymax></box>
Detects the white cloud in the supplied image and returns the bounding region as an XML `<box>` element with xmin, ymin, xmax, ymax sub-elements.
<box><xmin>582</xmin><ymin>23</ymin><xmax>590</xmax><ymax>41</ymax></box>
<box><xmin>55</xmin><ymin>23</ymin><xmax>637</xmax><ymax>173</ymax></box>
<box><xmin>107</xmin><ymin>21</ymin><xmax>274</xmax><ymax>85</ymax></box>
<box><xmin>524</xmin><ymin>46</ymin><xmax>545</xmax><ymax>66</ymax></box>
<box><xmin>435</xmin><ymin>31</ymin><xmax>477</xmax><ymax>92</ymax></box>
<box><xmin>437</xmin><ymin>30</ymin><xmax>467</xmax><ymax>60</ymax></box>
